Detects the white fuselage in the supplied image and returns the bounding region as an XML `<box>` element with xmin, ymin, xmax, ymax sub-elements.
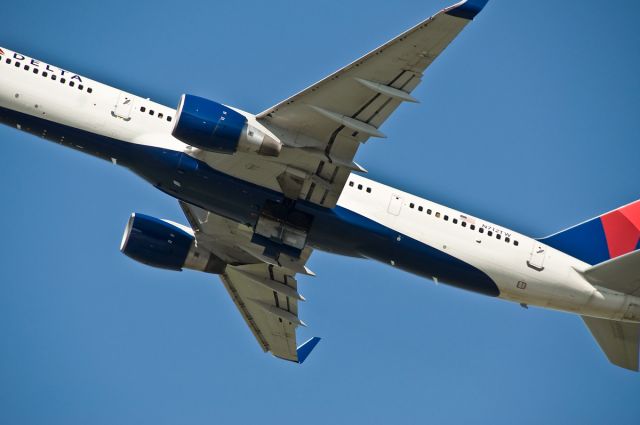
<box><xmin>1</xmin><ymin>47</ymin><xmax>638</xmax><ymax>323</ymax></box>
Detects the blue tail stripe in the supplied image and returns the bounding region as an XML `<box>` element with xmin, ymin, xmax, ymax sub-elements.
<box><xmin>538</xmin><ymin>218</ymin><xmax>610</xmax><ymax>265</ymax></box>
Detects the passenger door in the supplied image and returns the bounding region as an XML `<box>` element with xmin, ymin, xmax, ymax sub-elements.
<box><xmin>112</xmin><ymin>92</ymin><xmax>133</xmax><ymax>121</ymax></box>
<box><xmin>527</xmin><ymin>242</ymin><xmax>546</xmax><ymax>271</ymax></box>
<box><xmin>387</xmin><ymin>194</ymin><xmax>403</xmax><ymax>216</ymax></box>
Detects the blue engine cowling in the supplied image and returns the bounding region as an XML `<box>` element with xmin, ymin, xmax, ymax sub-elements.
<box><xmin>120</xmin><ymin>213</ymin><xmax>195</xmax><ymax>271</ymax></box>
<box><xmin>171</xmin><ymin>94</ymin><xmax>281</xmax><ymax>156</ymax></box>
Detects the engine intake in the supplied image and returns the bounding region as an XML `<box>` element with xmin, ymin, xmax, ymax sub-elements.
<box><xmin>172</xmin><ymin>94</ymin><xmax>281</xmax><ymax>156</ymax></box>
<box><xmin>120</xmin><ymin>213</ymin><xmax>225</xmax><ymax>274</ymax></box>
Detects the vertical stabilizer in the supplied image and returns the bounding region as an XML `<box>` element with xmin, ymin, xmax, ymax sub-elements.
<box><xmin>539</xmin><ymin>200</ymin><xmax>640</xmax><ymax>265</ymax></box>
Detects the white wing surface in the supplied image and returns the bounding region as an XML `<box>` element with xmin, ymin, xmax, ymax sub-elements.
<box><xmin>180</xmin><ymin>201</ymin><xmax>319</xmax><ymax>363</ymax></box>
<box><xmin>255</xmin><ymin>0</ymin><xmax>488</xmax><ymax>207</ymax></box>
<box><xmin>583</xmin><ymin>316</ymin><xmax>639</xmax><ymax>371</ymax></box>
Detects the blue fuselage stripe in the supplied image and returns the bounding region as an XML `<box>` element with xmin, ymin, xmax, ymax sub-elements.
<box><xmin>0</xmin><ymin>106</ymin><xmax>500</xmax><ymax>297</ymax></box>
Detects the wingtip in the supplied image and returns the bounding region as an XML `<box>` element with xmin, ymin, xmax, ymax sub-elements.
<box><xmin>445</xmin><ymin>0</ymin><xmax>489</xmax><ymax>20</ymax></box>
<box><xmin>297</xmin><ymin>337</ymin><xmax>322</xmax><ymax>364</ymax></box>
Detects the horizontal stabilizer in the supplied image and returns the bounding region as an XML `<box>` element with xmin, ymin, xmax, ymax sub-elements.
<box><xmin>581</xmin><ymin>249</ymin><xmax>640</xmax><ymax>296</ymax></box>
<box><xmin>296</xmin><ymin>337</ymin><xmax>321</xmax><ymax>364</ymax></box>
<box><xmin>582</xmin><ymin>316</ymin><xmax>639</xmax><ymax>371</ymax></box>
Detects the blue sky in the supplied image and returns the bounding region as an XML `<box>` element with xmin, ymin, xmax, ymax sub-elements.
<box><xmin>1</xmin><ymin>0</ymin><xmax>639</xmax><ymax>424</ymax></box>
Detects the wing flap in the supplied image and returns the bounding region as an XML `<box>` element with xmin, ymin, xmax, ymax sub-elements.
<box><xmin>582</xmin><ymin>316</ymin><xmax>640</xmax><ymax>371</ymax></box>
<box><xmin>223</xmin><ymin>264</ymin><xmax>302</xmax><ymax>362</ymax></box>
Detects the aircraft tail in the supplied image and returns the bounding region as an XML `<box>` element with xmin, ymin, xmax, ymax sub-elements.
<box><xmin>579</xmin><ymin>249</ymin><xmax>640</xmax><ymax>372</ymax></box>
<box><xmin>582</xmin><ymin>316</ymin><xmax>639</xmax><ymax>371</ymax></box>
<box><xmin>538</xmin><ymin>200</ymin><xmax>640</xmax><ymax>265</ymax></box>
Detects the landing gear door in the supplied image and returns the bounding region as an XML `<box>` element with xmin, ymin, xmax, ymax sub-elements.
<box><xmin>252</xmin><ymin>200</ymin><xmax>313</xmax><ymax>259</ymax></box>
<box><xmin>388</xmin><ymin>194</ymin><xmax>403</xmax><ymax>216</ymax></box>
<box><xmin>112</xmin><ymin>92</ymin><xmax>133</xmax><ymax>121</ymax></box>
<box><xmin>527</xmin><ymin>242</ymin><xmax>546</xmax><ymax>271</ymax></box>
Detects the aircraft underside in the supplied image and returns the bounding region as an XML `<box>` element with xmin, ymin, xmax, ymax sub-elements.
<box><xmin>0</xmin><ymin>104</ymin><xmax>500</xmax><ymax>297</ymax></box>
<box><xmin>2</xmin><ymin>0</ymin><xmax>639</xmax><ymax>370</ymax></box>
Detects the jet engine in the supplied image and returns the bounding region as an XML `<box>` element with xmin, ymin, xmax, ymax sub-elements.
<box><xmin>172</xmin><ymin>94</ymin><xmax>281</xmax><ymax>156</ymax></box>
<box><xmin>120</xmin><ymin>213</ymin><xmax>226</xmax><ymax>274</ymax></box>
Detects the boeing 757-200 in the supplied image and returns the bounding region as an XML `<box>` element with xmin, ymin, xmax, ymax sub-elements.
<box><xmin>1</xmin><ymin>0</ymin><xmax>639</xmax><ymax>370</ymax></box>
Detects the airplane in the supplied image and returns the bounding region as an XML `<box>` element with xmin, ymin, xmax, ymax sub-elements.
<box><xmin>1</xmin><ymin>0</ymin><xmax>639</xmax><ymax>370</ymax></box>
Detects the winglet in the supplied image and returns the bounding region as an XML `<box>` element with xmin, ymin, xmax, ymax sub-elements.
<box><xmin>445</xmin><ymin>0</ymin><xmax>489</xmax><ymax>20</ymax></box>
<box><xmin>297</xmin><ymin>337</ymin><xmax>321</xmax><ymax>364</ymax></box>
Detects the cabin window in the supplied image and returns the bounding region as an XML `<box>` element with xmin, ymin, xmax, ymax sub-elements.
<box><xmin>462</xmin><ymin>221</ymin><xmax>467</xmax><ymax>227</ymax></box>
<box><xmin>158</xmin><ymin>113</ymin><xmax>164</xmax><ymax>119</ymax></box>
<box><xmin>452</xmin><ymin>218</ymin><xmax>458</xmax><ymax>224</ymax></box>
<box><xmin>470</xmin><ymin>224</ymin><xmax>475</xmax><ymax>230</ymax></box>
<box><xmin>78</xmin><ymin>84</ymin><xmax>83</xmax><ymax>90</ymax></box>
<box><xmin>444</xmin><ymin>215</ymin><xmax>449</xmax><ymax>221</ymax></box>
<box><xmin>24</xmin><ymin>65</ymin><xmax>29</xmax><ymax>71</ymax></box>
<box><xmin>418</xmin><ymin>206</ymin><xmax>423</xmax><ymax>212</ymax></box>
<box><xmin>51</xmin><ymin>75</ymin><xmax>57</xmax><ymax>80</ymax></box>
<box><xmin>479</xmin><ymin>228</ymin><xmax>484</xmax><ymax>234</ymax></box>
<box><xmin>410</xmin><ymin>203</ymin><xmax>415</xmax><ymax>209</ymax></box>
<box><xmin>496</xmin><ymin>234</ymin><xmax>501</xmax><ymax>240</ymax></box>
<box><xmin>42</xmin><ymin>71</ymin><xmax>48</xmax><ymax>77</ymax></box>
<box><xmin>140</xmin><ymin>106</ymin><xmax>146</xmax><ymax>112</ymax></box>
<box><xmin>514</xmin><ymin>241</ymin><xmax>519</xmax><ymax>246</ymax></box>
<box><xmin>33</xmin><ymin>68</ymin><xmax>38</xmax><ymax>74</ymax></box>
<box><xmin>435</xmin><ymin>212</ymin><xmax>441</xmax><ymax>218</ymax></box>
<box><xmin>349</xmin><ymin>181</ymin><xmax>354</xmax><ymax>187</ymax></box>
<box><xmin>366</xmin><ymin>187</ymin><xmax>371</xmax><ymax>193</ymax></box>
<box><xmin>488</xmin><ymin>231</ymin><xmax>493</xmax><ymax>237</ymax></box>
<box><xmin>69</xmin><ymin>81</ymin><xmax>75</xmax><ymax>87</ymax></box>
<box><xmin>5</xmin><ymin>58</ymin><xmax>10</xmax><ymax>64</ymax></box>
<box><xmin>149</xmin><ymin>110</ymin><xmax>154</xmax><ymax>115</ymax></box>
<box><xmin>427</xmin><ymin>209</ymin><xmax>432</xmax><ymax>215</ymax></box>
<box><xmin>167</xmin><ymin>116</ymin><xmax>172</xmax><ymax>122</ymax></box>
<box><xmin>14</xmin><ymin>61</ymin><xmax>20</xmax><ymax>67</ymax></box>
<box><xmin>357</xmin><ymin>184</ymin><xmax>363</xmax><ymax>190</ymax></box>
<box><xmin>60</xmin><ymin>78</ymin><xmax>66</xmax><ymax>84</ymax></box>
<box><xmin>505</xmin><ymin>237</ymin><xmax>510</xmax><ymax>243</ymax></box>
<box><xmin>87</xmin><ymin>87</ymin><xmax>93</xmax><ymax>93</ymax></box>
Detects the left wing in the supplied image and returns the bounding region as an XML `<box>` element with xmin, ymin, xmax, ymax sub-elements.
<box><xmin>180</xmin><ymin>201</ymin><xmax>320</xmax><ymax>363</ymax></box>
<box><xmin>255</xmin><ymin>0</ymin><xmax>488</xmax><ymax>207</ymax></box>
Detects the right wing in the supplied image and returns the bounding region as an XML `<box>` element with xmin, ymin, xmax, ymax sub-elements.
<box><xmin>254</xmin><ymin>0</ymin><xmax>489</xmax><ymax>208</ymax></box>
<box><xmin>582</xmin><ymin>316</ymin><xmax>639</xmax><ymax>371</ymax></box>
<box><xmin>180</xmin><ymin>201</ymin><xmax>319</xmax><ymax>363</ymax></box>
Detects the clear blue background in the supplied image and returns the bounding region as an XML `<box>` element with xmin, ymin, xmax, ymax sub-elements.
<box><xmin>1</xmin><ymin>1</ymin><xmax>639</xmax><ymax>423</ymax></box>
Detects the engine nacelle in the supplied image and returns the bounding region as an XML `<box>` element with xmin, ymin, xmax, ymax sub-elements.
<box><xmin>120</xmin><ymin>213</ymin><xmax>226</xmax><ymax>274</ymax></box>
<box><xmin>172</xmin><ymin>94</ymin><xmax>281</xmax><ymax>156</ymax></box>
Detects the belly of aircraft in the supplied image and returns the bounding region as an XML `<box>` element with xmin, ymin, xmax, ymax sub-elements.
<box><xmin>0</xmin><ymin>104</ymin><xmax>500</xmax><ymax>297</ymax></box>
